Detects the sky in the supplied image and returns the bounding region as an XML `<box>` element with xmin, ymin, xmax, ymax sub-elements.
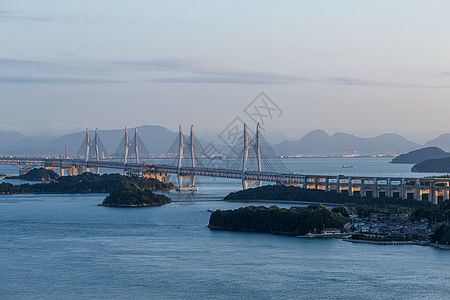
<box><xmin>1</xmin><ymin>0</ymin><xmax>450</xmax><ymax>144</ymax></box>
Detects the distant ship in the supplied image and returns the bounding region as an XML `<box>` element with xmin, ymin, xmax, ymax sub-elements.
<box><xmin>342</xmin><ymin>165</ymin><xmax>354</xmax><ymax>168</ymax></box>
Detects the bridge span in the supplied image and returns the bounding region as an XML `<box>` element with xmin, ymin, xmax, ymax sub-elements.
<box><xmin>0</xmin><ymin>156</ymin><xmax>449</xmax><ymax>205</ymax></box>
<box><xmin>1</xmin><ymin>124</ymin><xmax>449</xmax><ymax>204</ymax></box>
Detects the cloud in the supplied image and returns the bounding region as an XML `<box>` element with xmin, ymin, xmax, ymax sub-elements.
<box><xmin>109</xmin><ymin>59</ymin><xmax>201</xmax><ymax>72</ymax></box>
<box><xmin>0</xmin><ymin>58</ymin><xmax>57</xmax><ymax>68</ymax></box>
<box><xmin>0</xmin><ymin>10</ymin><xmax>65</xmax><ymax>23</ymax></box>
<box><xmin>0</xmin><ymin>76</ymin><xmax>124</xmax><ymax>84</ymax></box>
<box><xmin>150</xmin><ymin>73</ymin><xmax>314</xmax><ymax>85</ymax></box>
<box><xmin>443</xmin><ymin>72</ymin><xmax>450</xmax><ymax>76</ymax></box>
<box><xmin>325</xmin><ymin>77</ymin><xmax>450</xmax><ymax>88</ymax></box>
<box><xmin>112</xmin><ymin>59</ymin><xmax>315</xmax><ymax>84</ymax></box>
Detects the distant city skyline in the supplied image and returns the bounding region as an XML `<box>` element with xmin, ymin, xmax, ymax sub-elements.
<box><xmin>1</xmin><ymin>1</ymin><xmax>450</xmax><ymax>143</ymax></box>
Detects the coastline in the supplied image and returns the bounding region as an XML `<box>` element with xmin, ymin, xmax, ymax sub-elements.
<box><xmin>343</xmin><ymin>238</ymin><xmax>450</xmax><ymax>249</ymax></box>
<box><xmin>225</xmin><ymin>199</ymin><xmax>345</xmax><ymax>206</ymax></box>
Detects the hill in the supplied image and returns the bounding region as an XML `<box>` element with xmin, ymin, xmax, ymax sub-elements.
<box><xmin>411</xmin><ymin>157</ymin><xmax>450</xmax><ymax>173</ymax></box>
<box><xmin>272</xmin><ymin>129</ymin><xmax>420</xmax><ymax>156</ymax></box>
<box><xmin>99</xmin><ymin>188</ymin><xmax>171</xmax><ymax>207</ymax></box>
<box><xmin>424</xmin><ymin>133</ymin><xmax>450</xmax><ymax>152</ymax></box>
<box><xmin>0</xmin><ymin>125</ymin><xmax>178</xmax><ymax>155</ymax></box>
<box><xmin>391</xmin><ymin>147</ymin><xmax>449</xmax><ymax>164</ymax></box>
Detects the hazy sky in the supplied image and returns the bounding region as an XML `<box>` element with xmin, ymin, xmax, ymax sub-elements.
<box><xmin>1</xmin><ymin>0</ymin><xmax>450</xmax><ymax>143</ymax></box>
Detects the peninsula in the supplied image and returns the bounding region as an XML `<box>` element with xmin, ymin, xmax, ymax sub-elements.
<box><xmin>0</xmin><ymin>170</ymin><xmax>174</xmax><ymax>194</ymax></box>
<box><xmin>208</xmin><ymin>205</ymin><xmax>346</xmax><ymax>236</ymax></box>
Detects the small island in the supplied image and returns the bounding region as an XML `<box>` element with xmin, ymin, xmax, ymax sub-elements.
<box><xmin>8</xmin><ymin>167</ymin><xmax>60</xmax><ymax>181</ymax></box>
<box><xmin>99</xmin><ymin>188</ymin><xmax>171</xmax><ymax>207</ymax></box>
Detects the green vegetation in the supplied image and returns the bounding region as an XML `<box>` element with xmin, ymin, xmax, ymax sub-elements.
<box><xmin>224</xmin><ymin>185</ymin><xmax>433</xmax><ymax>211</ymax></box>
<box><xmin>409</xmin><ymin>200</ymin><xmax>450</xmax><ymax>222</ymax></box>
<box><xmin>100</xmin><ymin>188</ymin><xmax>171</xmax><ymax>207</ymax></box>
<box><xmin>0</xmin><ymin>172</ymin><xmax>174</xmax><ymax>194</ymax></box>
<box><xmin>332</xmin><ymin>206</ymin><xmax>349</xmax><ymax>217</ymax></box>
<box><xmin>431</xmin><ymin>223</ymin><xmax>450</xmax><ymax>244</ymax></box>
<box><xmin>351</xmin><ymin>233</ymin><xmax>414</xmax><ymax>242</ymax></box>
<box><xmin>9</xmin><ymin>168</ymin><xmax>60</xmax><ymax>181</ymax></box>
<box><xmin>208</xmin><ymin>205</ymin><xmax>346</xmax><ymax>236</ymax></box>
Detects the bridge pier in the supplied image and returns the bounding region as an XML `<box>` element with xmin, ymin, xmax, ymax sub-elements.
<box><xmin>401</xmin><ymin>178</ymin><xmax>406</xmax><ymax>200</ymax></box>
<box><xmin>86</xmin><ymin>167</ymin><xmax>100</xmax><ymax>174</ymax></box>
<box><xmin>373</xmin><ymin>178</ymin><xmax>377</xmax><ymax>198</ymax></box>
<box><xmin>348</xmin><ymin>177</ymin><xmax>353</xmax><ymax>196</ymax></box>
<box><xmin>360</xmin><ymin>179</ymin><xmax>365</xmax><ymax>197</ymax></box>
<box><xmin>387</xmin><ymin>178</ymin><xmax>392</xmax><ymax>197</ymax></box>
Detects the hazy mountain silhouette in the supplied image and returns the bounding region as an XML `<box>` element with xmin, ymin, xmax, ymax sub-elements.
<box><xmin>391</xmin><ymin>147</ymin><xmax>449</xmax><ymax>164</ymax></box>
<box><xmin>272</xmin><ymin>129</ymin><xmax>421</xmax><ymax>155</ymax></box>
<box><xmin>0</xmin><ymin>126</ymin><xmax>178</xmax><ymax>155</ymax></box>
<box><xmin>0</xmin><ymin>127</ymin><xmax>442</xmax><ymax>157</ymax></box>
<box><xmin>424</xmin><ymin>133</ymin><xmax>450</xmax><ymax>152</ymax></box>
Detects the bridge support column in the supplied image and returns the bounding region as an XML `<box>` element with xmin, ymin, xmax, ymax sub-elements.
<box><xmin>76</xmin><ymin>166</ymin><xmax>83</xmax><ymax>175</ymax></box>
<box><xmin>360</xmin><ymin>179</ymin><xmax>365</xmax><ymax>197</ymax></box>
<box><xmin>325</xmin><ymin>178</ymin><xmax>329</xmax><ymax>191</ymax></box>
<box><xmin>373</xmin><ymin>178</ymin><xmax>377</xmax><ymax>198</ymax></box>
<box><xmin>416</xmin><ymin>179</ymin><xmax>421</xmax><ymax>201</ymax></box>
<box><xmin>387</xmin><ymin>178</ymin><xmax>392</xmax><ymax>197</ymax></box>
<box><xmin>314</xmin><ymin>177</ymin><xmax>318</xmax><ymax>190</ymax></box>
<box><xmin>348</xmin><ymin>177</ymin><xmax>353</xmax><ymax>196</ymax></box>
<box><xmin>336</xmin><ymin>176</ymin><xmax>341</xmax><ymax>193</ymax></box>
<box><xmin>401</xmin><ymin>178</ymin><xmax>406</xmax><ymax>200</ymax></box>
<box><xmin>431</xmin><ymin>182</ymin><xmax>437</xmax><ymax>205</ymax></box>
<box><xmin>143</xmin><ymin>171</ymin><xmax>171</xmax><ymax>183</ymax></box>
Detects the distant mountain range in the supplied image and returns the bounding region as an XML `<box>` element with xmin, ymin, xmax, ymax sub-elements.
<box><xmin>0</xmin><ymin>125</ymin><xmax>177</xmax><ymax>155</ymax></box>
<box><xmin>272</xmin><ymin>129</ymin><xmax>421</xmax><ymax>156</ymax></box>
<box><xmin>2</xmin><ymin>126</ymin><xmax>450</xmax><ymax>156</ymax></box>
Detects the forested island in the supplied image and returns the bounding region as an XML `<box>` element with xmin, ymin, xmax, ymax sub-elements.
<box><xmin>99</xmin><ymin>188</ymin><xmax>171</xmax><ymax>207</ymax></box>
<box><xmin>208</xmin><ymin>205</ymin><xmax>346</xmax><ymax>236</ymax></box>
<box><xmin>0</xmin><ymin>171</ymin><xmax>174</xmax><ymax>194</ymax></box>
<box><xmin>224</xmin><ymin>185</ymin><xmax>433</xmax><ymax>209</ymax></box>
<box><xmin>8</xmin><ymin>167</ymin><xmax>60</xmax><ymax>181</ymax></box>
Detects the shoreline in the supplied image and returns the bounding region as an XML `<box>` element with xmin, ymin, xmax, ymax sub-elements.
<box><xmin>343</xmin><ymin>238</ymin><xmax>450</xmax><ymax>249</ymax></box>
<box><xmin>226</xmin><ymin>199</ymin><xmax>346</xmax><ymax>206</ymax></box>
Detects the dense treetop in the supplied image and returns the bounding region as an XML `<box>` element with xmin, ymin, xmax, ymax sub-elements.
<box><xmin>100</xmin><ymin>188</ymin><xmax>171</xmax><ymax>207</ymax></box>
<box><xmin>0</xmin><ymin>172</ymin><xmax>174</xmax><ymax>194</ymax></box>
<box><xmin>208</xmin><ymin>205</ymin><xmax>346</xmax><ymax>236</ymax></box>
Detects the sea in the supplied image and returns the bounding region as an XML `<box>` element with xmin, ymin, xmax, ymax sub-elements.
<box><xmin>1</xmin><ymin>158</ymin><xmax>449</xmax><ymax>299</ymax></box>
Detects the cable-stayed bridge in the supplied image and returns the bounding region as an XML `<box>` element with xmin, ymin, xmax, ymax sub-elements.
<box><xmin>1</xmin><ymin>124</ymin><xmax>450</xmax><ymax>204</ymax></box>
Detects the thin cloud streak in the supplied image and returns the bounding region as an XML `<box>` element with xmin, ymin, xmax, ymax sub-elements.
<box><xmin>1</xmin><ymin>57</ymin><xmax>449</xmax><ymax>87</ymax></box>
<box><xmin>326</xmin><ymin>77</ymin><xmax>450</xmax><ymax>88</ymax></box>
<box><xmin>0</xmin><ymin>76</ymin><xmax>124</xmax><ymax>85</ymax></box>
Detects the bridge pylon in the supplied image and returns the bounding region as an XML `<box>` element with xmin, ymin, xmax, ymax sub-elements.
<box><xmin>241</xmin><ymin>123</ymin><xmax>262</xmax><ymax>189</ymax></box>
<box><xmin>176</xmin><ymin>125</ymin><xmax>198</xmax><ymax>191</ymax></box>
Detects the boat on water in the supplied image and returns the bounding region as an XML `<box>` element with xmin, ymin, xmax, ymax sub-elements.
<box><xmin>342</xmin><ymin>165</ymin><xmax>354</xmax><ymax>168</ymax></box>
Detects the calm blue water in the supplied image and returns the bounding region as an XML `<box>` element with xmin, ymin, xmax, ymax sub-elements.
<box><xmin>1</xmin><ymin>159</ymin><xmax>450</xmax><ymax>299</ymax></box>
